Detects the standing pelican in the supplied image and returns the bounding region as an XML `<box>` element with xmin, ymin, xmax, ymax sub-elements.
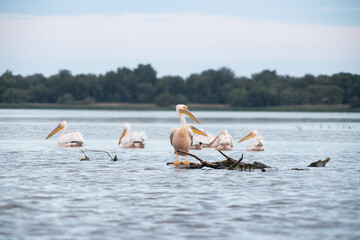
<box><xmin>213</xmin><ymin>130</ymin><xmax>233</xmax><ymax>150</ymax></box>
<box><xmin>170</xmin><ymin>104</ymin><xmax>207</xmax><ymax>166</ymax></box>
<box><xmin>46</xmin><ymin>121</ymin><xmax>84</xmax><ymax>147</ymax></box>
<box><xmin>118</xmin><ymin>123</ymin><xmax>147</xmax><ymax>148</ymax></box>
<box><xmin>238</xmin><ymin>129</ymin><xmax>264</xmax><ymax>151</ymax></box>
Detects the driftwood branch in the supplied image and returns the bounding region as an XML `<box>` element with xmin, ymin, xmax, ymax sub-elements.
<box><xmin>81</xmin><ymin>149</ymin><xmax>118</xmax><ymax>161</ymax></box>
<box><xmin>217</xmin><ymin>149</ymin><xmax>233</xmax><ymax>160</ymax></box>
<box><xmin>80</xmin><ymin>150</ymin><xmax>90</xmax><ymax>161</ymax></box>
<box><xmin>228</xmin><ymin>154</ymin><xmax>244</xmax><ymax>170</ymax></box>
<box><xmin>167</xmin><ymin>149</ymin><xmax>268</xmax><ymax>171</ymax></box>
<box><xmin>176</xmin><ymin>149</ymin><xmax>225</xmax><ymax>169</ymax></box>
<box><xmin>177</xmin><ymin>149</ymin><xmax>206</xmax><ymax>164</ymax></box>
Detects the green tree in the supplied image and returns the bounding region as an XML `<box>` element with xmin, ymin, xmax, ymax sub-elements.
<box><xmin>28</xmin><ymin>84</ymin><xmax>48</xmax><ymax>102</ymax></box>
<box><xmin>321</xmin><ymin>85</ymin><xmax>344</xmax><ymax>104</ymax></box>
<box><xmin>155</xmin><ymin>91</ymin><xmax>175</xmax><ymax>106</ymax></box>
<box><xmin>137</xmin><ymin>82</ymin><xmax>156</xmax><ymax>103</ymax></box>
<box><xmin>280</xmin><ymin>88</ymin><xmax>303</xmax><ymax>105</ymax></box>
<box><xmin>156</xmin><ymin>76</ymin><xmax>186</xmax><ymax>95</ymax></box>
<box><xmin>1</xmin><ymin>88</ymin><xmax>29</xmax><ymax>103</ymax></box>
<box><xmin>350</xmin><ymin>96</ymin><xmax>360</xmax><ymax>108</ymax></box>
<box><xmin>56</xmin><ymin>93</ymin><xmax>74</xmax><ymax>104</ymax></box>
<box><xmin>227</xmin><ymin>88</ymin><xmax>248</xmax><ymax>107</ymax></box>
<box><xmin>134</xmin><ymin>64</ymin><xmax>157</xmax><ymax>85</ymax></box>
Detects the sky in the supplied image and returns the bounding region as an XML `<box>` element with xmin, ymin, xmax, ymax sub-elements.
<box><xmin>0</xmin><ymin>0</ymin><xmax>360</xmax><ymax>78</ymax></box>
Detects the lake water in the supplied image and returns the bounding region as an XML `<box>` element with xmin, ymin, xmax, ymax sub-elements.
<box><xmin>0</xmin><ymin>109</ymin><xmax>359</xmax><ymax>240</ymax></box>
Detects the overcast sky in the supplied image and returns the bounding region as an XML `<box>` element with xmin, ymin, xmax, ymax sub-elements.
<box><xmin>0</xmin><ymin>0</ymin><xmax>359</xmax><ymax>78</ymax></box>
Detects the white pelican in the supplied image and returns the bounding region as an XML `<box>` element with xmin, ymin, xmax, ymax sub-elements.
<box><xmin>213</xmin><ymin>130</ymin><xmax>233</xmax><ymax>150</ymax></box>
<box><xmin>191</xmin><ymin>130</ymin><xmax>216</xmax><ymax>150</ymax></box>
<box><xmin>170</xmin><ymin>104</ymin><xmax>207</xmax><ymax>166</ymax></box>
<box><xmin>118</xmin><ymin>123</ymin><xmax>147</xmax><ymax>148</ymax></box>
<box><xmin>46</xmin><ymin>121</ymin><xmax>84</xmax><ymax>147</ymax></box>
<box><xmin>238</xmin><ymin>129</ymin><xmax>264</xmax><ymax>151</ymax></box>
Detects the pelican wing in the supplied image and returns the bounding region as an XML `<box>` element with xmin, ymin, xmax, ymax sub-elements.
<box><xmin>215</xmin><ymin>133</ymin><xmax>233</xmax><ymax>147</ymax></box>
<box><xmin>169</xmin><ymin>127</ymin><xmax>178</xmax><ymax>146</ymax></box>
<box><xmin>137</xmin><ymin>131</ymin><xmax>147</xmax><ymax>142</ymax></box>
<box><xmin>198</xmin><ymin>134</ymin><xmax>215</xmax><ymax>145</ymax></box>
<box><xmin>187</xmin><ymin>127</ymin><xmax>194</xmax><ymax>146</ymax></box>
<box><xmin>256</xmin><ymin>135</ymin><xmax>265</xmax><ymax>147</ymax></box>
<box><xmin>130</xmin><ymin>131</ymin><xmax>147</xmax><ymax>143</ymax></box>
<box><xmin>192</xmin><ymin>135</ymin><xmax>201</xmax><ymax>145</ymax></box>
<box><xmin>246</xmin><ymin>135</ymin><xmax>265</xmax><ymax>151</ymax></box>
<box><xmin>58</xmin><ymin>131</ymin><xmax>84</xmax><ymax>145</ymax></box>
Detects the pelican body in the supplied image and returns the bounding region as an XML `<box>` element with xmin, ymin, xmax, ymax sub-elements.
<box><xmin>170</xmin><ymin>104</ymin><xmax>207</xmax><ymax>166</ymax></box>
<box><xmin>46</xmin><ymin>121</ymin><xmax>84</xmax><ymax>147</ymax></box>
<box><xmin>214</xmin><ymin>130</ymin><xmax>233</xmax><ymax>150</ymax></box>
<box><xmin>118</xmin><ymin>123</ymin><xmax>147</xmax><ymax>148</ymax></box>
<box><xmin>238</xmin><ymin>129</ymin><xmax>264</xmax><ymax>151</ymax></box>
<box><xmin>191</xmin><ymin>130</ymin><xmax>216</xmax><ymax>150</ymax></box>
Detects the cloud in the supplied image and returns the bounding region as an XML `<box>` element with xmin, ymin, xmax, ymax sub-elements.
<box><xmin>0</xmin><ymin>13</ymin><xmax>359</xmax><ymax>77</ymax></box>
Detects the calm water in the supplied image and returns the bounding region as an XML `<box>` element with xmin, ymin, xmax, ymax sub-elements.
<box><xmin>0</xmin><ymin>109</ymin><xmax>360</xmax><ymax>240</ymax></box>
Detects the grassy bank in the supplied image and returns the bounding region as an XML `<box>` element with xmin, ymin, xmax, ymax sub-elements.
<box><xmin>0</xmin><ymin>103</ymin><xmax>359</xmax><ymax>112</ymax></box>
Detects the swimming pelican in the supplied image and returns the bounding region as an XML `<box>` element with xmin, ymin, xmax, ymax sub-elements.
<box><xmin>45</xmin><ymin>121</ymin><xmax>84</xmax><ymax>147</ymax></box>
<box><xmin>170</xmin><ymin>104</ymin><xmax>207</xmax><ymax>166</ymax></box>
<box><xmin>238</xmin><ymin>129</ymin><xmax>264</xmax><ymax>151</ymax></box>
<box><xmin>191</xmin><ymin>130</ymin><xmax>216</xmax><ymax>150</ymax></box>
<box><xmin>118</xmin><ymin>123</ymin><xmax>147</xmax><ymax>148</ymax></box>
<box><xmin>213</xmin><ymin>130</ymin><xmax>233</xmax><ymax>150</ymax></box>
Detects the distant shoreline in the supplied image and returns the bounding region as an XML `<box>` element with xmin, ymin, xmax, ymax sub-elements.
<box><xmin>0</xmin><ymin>103</ymin><xmax>359</xmax><ymax>112</ymax></box>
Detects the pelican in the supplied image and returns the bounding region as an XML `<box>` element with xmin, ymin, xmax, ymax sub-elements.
<box><xmin>191</xmin><ymin>130</ymin><xmax>216</xmax><ymax>149</ymax></box>
<box><xmin>170</xmin><ymin>104</ymin><xmax>207</xmax><ymax>166</ymax></box>
<box><xmin>118</xmin><ymin>123</ymin><xmax>147</xmax><ymax>148</ymax></box>
<box><xmin>213</xmin><ymin>130</ymin><xmax>233</xmax><ymax>150</ymax></box>
<box><xmin>45</xmin><ymin>121</ymin><xmax>84</xmax><ymax>147</ymax></box>
<box><xmin>238</xmin><ymin>129</ymin><xmax>264</xmax><ymax>151</ymax></box>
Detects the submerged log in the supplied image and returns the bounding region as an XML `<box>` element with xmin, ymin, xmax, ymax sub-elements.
<box><xmin>167</xmin><ymin>149</ymin><xmax>269</xmax><ymax>171</ymax></box>
<box><xmin>166</xmin><ymin>150</ymin><xmax>228</xmax><ymax>169</ymax></box>
<box><xmin>290</xmin><ymin>157</ymin><xmax>330</xmax><ymax>170</ymax></box>
<box><xmin>308</xmin><ymin>157</ymin><xmax>330</xmax><ymax>167</ymax></box>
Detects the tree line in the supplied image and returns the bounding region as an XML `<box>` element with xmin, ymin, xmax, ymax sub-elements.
<box><xmin>1</xmin><ymin>64</ymin><xmax>360</xmax><ymax>108</ymax></box>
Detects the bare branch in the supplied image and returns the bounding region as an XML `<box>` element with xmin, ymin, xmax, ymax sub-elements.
<box><xmin>80</xmin><ymin>150</ymin><xmax>90</xmax><ymax>161</ymax></box>
<box><xmin>217</xmin><ymin>149</ymin><xmax>233</xmax><ymax>160</ymax></box>
<box><xmin>83</xmin><ymin>149</ymin><xmax>118</xmax><ymax>161</ymax></box>
<box><xmin>176</xmin><ymin>149</ymin><xmax>206</xmax><ymax>163</ymax></box>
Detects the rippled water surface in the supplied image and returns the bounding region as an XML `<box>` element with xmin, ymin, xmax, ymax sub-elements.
<box><xmin>1</xmin><ymin>109</ymin><xmax>360</xmax><ymax>240</ymax></box>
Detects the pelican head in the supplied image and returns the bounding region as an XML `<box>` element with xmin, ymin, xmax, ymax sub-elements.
<box><xmin>220</xmin><ymin>130</ymin><xmax>229</xmax><ymax>135</ymax></box>
<box><xmin>118</xmin><ymin>123</ymin><xmax>131</xmax><ymax>145</ymax></box>
<box><xmin>176</xmin><ymin>104</ymin><xmax>200</xmax><ymax>124</ymax></box>
<box><xmin>238</xmin><ymin>129</ymin><xmax>258</xmax><ymax>143</ymax></box>
<box><xmin>46</xmin><ymin>121</ymin><xmax>67</xmax><ymax>139</ymax></box>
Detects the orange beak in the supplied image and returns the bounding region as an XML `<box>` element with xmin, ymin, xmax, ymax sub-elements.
<box><xmin>180</xmin><ymin>108</ymin><xmax>201</xmax><ymax>124</ymax></box>
<box><xmin>118</xmin><ymin>128</ymin><xmax>127</xmax><ymax>145</ymax></box>
<box><xmin>238</xmin><ymin>132</ymin><xmax>256</xmax><ymax>143</ymax></box>
<box><xmin>46</xmin><ymin>124</ymin><xmax>63</xmax><ymax>139</ymax></box>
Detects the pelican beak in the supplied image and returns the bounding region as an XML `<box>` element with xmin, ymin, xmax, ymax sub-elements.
<box><xmin>191</xmin><ymin>126</ymin><xmax>208</xmax><ymax>136</ymax></box>
<box><xmin>238</xmin><ymin>132</ymin><xmax>255</xmax><ymax>143</ymax></box>
<box><xmin>46</xmin><ymin>125</ymin><xmax>63</xmax><ymax>139</ymax></box>
<box><xmin>180</xmin><ymin>108</ymin><xmax>201</xmax><ymax>124</ymax></box>
<box><xmin>209</xmin><ymin>135</ymin><xmax>219</xmax><ymax>146</ymax></box>
<box><xmin>118</xmin><ymin>128</ymin><xmax>127</xmax><ymax>145</ymax></box>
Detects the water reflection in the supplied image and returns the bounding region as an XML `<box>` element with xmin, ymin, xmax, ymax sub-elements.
<box><xmin>0</xmin><ymin>109</ymin><xmax>359</xmax><ymax>240</ymax></box>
